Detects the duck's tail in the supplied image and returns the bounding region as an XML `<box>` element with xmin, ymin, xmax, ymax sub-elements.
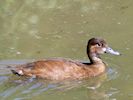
<box><xmin>11</xmin><ymin>69</ymin><xmax>24</xmax><ymax>76</ymax></box>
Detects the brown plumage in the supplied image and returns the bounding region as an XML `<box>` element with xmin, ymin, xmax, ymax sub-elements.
<box><xmin>11</xmin><ymin>38</ymin><xmax>120</xmax><ymax>80</ymax></box>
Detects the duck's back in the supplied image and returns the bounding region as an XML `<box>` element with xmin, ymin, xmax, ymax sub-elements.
<box><xmin>12</xmin><ymin>59</ymin><xmax>94</xmax><ymax>80</ymax></box>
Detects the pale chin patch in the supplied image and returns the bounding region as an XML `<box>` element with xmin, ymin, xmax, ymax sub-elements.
<box><xmin>93</xmin><ymin>57</ymin><xmax>102</xmax><ymax>62</ymax></box>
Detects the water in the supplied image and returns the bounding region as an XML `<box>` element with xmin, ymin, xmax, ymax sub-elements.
<box><xmin>0</xmin><ymin>0</ymin><xmax>133</xmax><ymax>100</ymax></box>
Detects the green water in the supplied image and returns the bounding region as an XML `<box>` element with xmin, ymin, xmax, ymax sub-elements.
<box><xmin>0</xmin><ymin>0</ymin><xmax>133</xmax><ymax>100</ymax></box>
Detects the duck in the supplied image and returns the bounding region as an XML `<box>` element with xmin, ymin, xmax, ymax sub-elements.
<box><xmin>11</xmin><ymin>38</ymin><xmax>120</xmax><ymax>80</ymax></box>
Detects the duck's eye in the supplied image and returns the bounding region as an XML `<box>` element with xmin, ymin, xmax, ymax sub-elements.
<box><xmin>96</xmin><ymin>43</ymin><xmax>101</xmax><ymax>47</ymax></box>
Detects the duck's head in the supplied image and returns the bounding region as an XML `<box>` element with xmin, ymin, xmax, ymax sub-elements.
<box><xmin>87</xmin><ymin>38</ymin><xmax>120</xmax><ymax>63</ymax></box>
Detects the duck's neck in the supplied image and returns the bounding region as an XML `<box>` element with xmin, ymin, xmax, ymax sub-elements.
<box><xmin>88</xmin><ymin>53</ymin><xmax>103</xmax><ymax>64</ymax></box>
<box><xmin>87</xmin><ymin>45</ymin><xmax>104</xmax><ymax>64</ymax></box>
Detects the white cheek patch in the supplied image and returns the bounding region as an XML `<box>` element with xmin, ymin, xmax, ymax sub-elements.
<box><xmin>102</xmin><ymin>48</ymin><xmax>106</xmax><ymax>52</ymax></box>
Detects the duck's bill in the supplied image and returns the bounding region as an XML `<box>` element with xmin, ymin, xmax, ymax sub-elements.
<box><xmin>105</xmin><ymin>47</ymin><xmax>121</xmax><ymax>55</ymax></box>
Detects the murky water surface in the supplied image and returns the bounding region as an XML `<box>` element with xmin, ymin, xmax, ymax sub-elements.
<box><xmin>0</xmin><ymin>0</ymin><xmax>133</xmax><ymax>100</ymax></box>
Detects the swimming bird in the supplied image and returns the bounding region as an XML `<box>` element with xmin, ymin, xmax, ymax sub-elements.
<box><xmin>11</xmin><ymin>38</ymin><xmax>120</xmax><ymax>80</ymax></box>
